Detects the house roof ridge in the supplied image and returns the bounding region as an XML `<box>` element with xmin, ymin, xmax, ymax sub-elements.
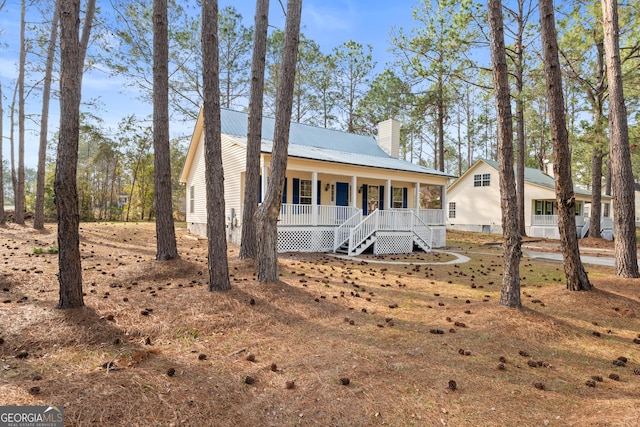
<box><xmin>220</xmin><ymin>106</ymin><xmax>377</xmax><ymax>141</ymax></box>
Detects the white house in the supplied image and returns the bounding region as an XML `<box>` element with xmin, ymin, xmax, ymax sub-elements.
<box><xmin>180</xmin><ymin>108</ymin><xmax>454</xmax><ymax>255</ymax></box>
<box><xmin>446</xmin><ymin>158</ymin><xmax>613</xmax><ymax>239</ymax></box>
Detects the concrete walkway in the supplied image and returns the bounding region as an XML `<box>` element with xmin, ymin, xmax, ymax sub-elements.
<box><xmin>523</xmin><ymin>249</ymin><xmax>616</xmax><ymax>267</ymax></box>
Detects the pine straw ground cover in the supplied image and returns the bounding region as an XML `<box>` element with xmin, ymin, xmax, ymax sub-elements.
<box><xmin>1</xmin><ymin>222</ymin><xmax>640</xmax><ymax>426</ymax></box>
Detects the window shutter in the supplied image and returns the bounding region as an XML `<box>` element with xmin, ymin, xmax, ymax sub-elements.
<box><xmin>258</xmin><ymin>176</ymin><xmax>262</xmax><ymax>203</ymax></box>
<box><xmin>282</xmin><ymin>178</ymin><xmax>287</xmax><ymax>203</ymax></box>
<box><xmin>361</xmin><ymin>184</ymin><xmax>368</xmax><ymax>215</ymax></box>
<box><xmin>292</xmin><ymin>178</ymin><xmax>300</xmax><ymax>204</ymax></box>
<box><xmin>379</xmin><ymin>185</ymin><xmax>385</xmax><ymax>210</ymax></box>
<box><xmin>403</xmin><ymin>187</ymin><xmax>408</xmax><ymax>208</ymax></box>
<box><xmin>317</xmin><ymin>180</ymin><xmax>321</xmax><ymax>205</ymax></box>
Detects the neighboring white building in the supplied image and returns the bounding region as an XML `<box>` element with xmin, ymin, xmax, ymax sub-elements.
<box><xmin>180</xmin><ymin>108</ymin><xmax>454</xmax><ymax>255</ymax></box>
<box><xmin>446</xmin><ymin>158</ymin><xmax>613</xmax><ymax>239</ymax></box>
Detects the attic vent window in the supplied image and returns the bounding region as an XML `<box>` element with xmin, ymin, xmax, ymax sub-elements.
<box><xmin>473</xmin><ymin>173</ymin><xmax>490</xmax><ymax>187</ymax></box>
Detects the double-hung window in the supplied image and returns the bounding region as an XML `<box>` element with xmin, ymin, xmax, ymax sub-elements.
<box><xmin>189</xmin><ymin>185</ymin><xmax>195</xmax><ymax>213</ymax></box>
<box><xmin>300</xmin><ymin>179</ymin><xmax>312</xmax><ymax>205</ymax></box>
<box><xmin>392</xmin><ymin>187</ymin><xmax>404</xmax><ymax>208</ymax></box>
<box><xmin>473</xmin><ymin>173</ymin><xmax>491</xmax><ymax>187</ymax></box>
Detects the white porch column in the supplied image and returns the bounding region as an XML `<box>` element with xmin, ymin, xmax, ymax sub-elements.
<box><xmin>312</xmin><ymin>171</ymin><xmax>318</xmax><ymax>226</ymax></box>
<box><xmin>351</xmin><ymin>175</ymin><xmax>358</xmax><ymax>207</ymax></box>
<box><xmin>415</xmin><ymin>182</ymin><xmax>421</xmax><ymax>211</ymax></box>
<box><xmin>261</xmin><ymin>165</ymin><xmax>268</xmax><ymax>201</ymax></box>
<box><xmin>386</xmin><ymin>179</ymin><xmax>392</xmax><ymax>210</ymax></box>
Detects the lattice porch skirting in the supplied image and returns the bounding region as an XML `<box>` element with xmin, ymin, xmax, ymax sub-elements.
<box><xmin>374</xmin><ymin>231</ymin><xmax>413</xmax><ymax>255</ymax></box>
<box><xmin>430</xmin><ymin>226</ymin><xmax>446</xmax><ymax>248</ymax></box>
<box><xmin>277</xmin><ymin>227</ymin><xmax>335</xmax><ymax>253</ymax></box>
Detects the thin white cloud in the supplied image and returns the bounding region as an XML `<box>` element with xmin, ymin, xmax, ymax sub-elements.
<box><xmin>303</xmin><ymin>1</ymin><xmax>356</xmax><ymax>34</ymax></box>
<box><xmin>0</xmin><ymin>57</ymin><xmax>17</xmax><ymax>80</ymax></box>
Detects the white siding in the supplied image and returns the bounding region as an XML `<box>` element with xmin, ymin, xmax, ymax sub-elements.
<box><xmin>221</xmin><ymin>136</ymin><xmax>246</xmax><ymax>243</ymax></box>
<box><xmin>446</xmin><ymin>162</ymin><xmax>502</xmax><ymax>230</ymax></box>
<box><xmin>185</xmin><ymin>132</ymin><xmax>207</xmax><ymax>226</ymax></box>
<box><xmin>186</xmin><ymin>134</ymin><xmax>247</xmax><ymax>241</ymax></box>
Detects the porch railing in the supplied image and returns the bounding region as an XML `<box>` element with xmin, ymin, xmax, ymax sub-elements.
<box><xmin>413</xmin><ymin>208</ymin><xmax>446</xmax><ymax>225</ymax></box>
<box><xmin>532</xmin><ymin>214</ymin><xmax>607</xmax><ymax>228</ymax></box>
<box><xmin>348</xmin><ymin>209</ymin><xmax>380</xmax><ymax>256</ymax></box>
<box><xmin>531</xmin><ymin>214</ymin><xmax>559</xmax><ymax>226</ymax></box>
<box><xmin>333</xmin><ymin>209</ymin><xmax>363</xmax><ymax>251</ymax></box>
<box><xmin>278</xmin><ymin>204</ymin><xmax>360</xmax><ymax>226</ymax></box>
<box><xmin>348</xmin><ymin>209</ymin><xmax>434</xmax><ymax>255</ymax></box>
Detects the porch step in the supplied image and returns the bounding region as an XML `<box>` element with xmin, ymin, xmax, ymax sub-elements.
<box><xmin>335</xmin><ymin>242</ymin><xmax>349</xmax><ymax>254</ymax></box>
<box><xmin>349</xmin><ymin>235</ymin><xmax>376</xmax><ymax>256</ymax></box>
<box><xmin>413</xmin><ymin>235</ymin><xmax>431</xmax><ymax>253</ymax></box>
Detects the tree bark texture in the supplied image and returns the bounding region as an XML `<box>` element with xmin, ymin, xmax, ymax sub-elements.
<box><xmin>9</xmin><ymin>84</ymin><xmax>17</xmax><ymax>210</ymax></box>
<box><xmin>601</xmin><ymin>0</ymin><xmax>639</xmax><ymax>277</ymax></box>
<box><xmin>202</xmin><ymin>0</ymin><xmax>231</xmax><ymax>291</ymax></box>
<box><xmin>588</xmin><ymin>36</ymin><xmax>606</xmax><ymax>239</ymax></box>
<box><xmin>539</xmin><ymin>0</ymin><xmax>591</xmax><ymax>291</ymax></box>
<box><xmin>437</xmin><ymin>81</ymin><xmax>445</xmax><ymax>172</ymax></box>
<box><xmin>589</xmin><ymin>130</ymin><xmax>603</xmax><ymax>238</ymax></box>
<box><xmin>0</xmin><ymin>83</ymin><xmax>4</xmax><ymax>221</ymax></box>
<box><xmin>56</xmin><ymin>0</ymin><xmax>84</xmax><ymax>308</ymax></box>
<box><xmin>487</xmin><ymin>0</ymin><xmax>522</xmax><ymax>308</ymax></box>
<box><xmin>153</xmin><ymin>0</ymin><xmax>178</xmax><ymax>261</ymax></box>
<box><xmin>16</xmin><ymin>0</ymin><xmax>26</xmax><ymax>225</ymax></box>
<box><xmin>255</xmin><ymin>0</ymin><xmax>302</xmax><ymax>283</ymax></box>
<box><xmin>240</xmin><ymin>0</ymin><xmax>270</xmax><ymax>260</ymax></box>
<box><xmin>34</xmin><ymin>2</ymin><xmax>60</xmax><ymax>230</ymax></box>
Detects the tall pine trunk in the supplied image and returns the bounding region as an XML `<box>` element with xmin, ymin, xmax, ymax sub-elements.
<box><xmin>513</xmin><ymin>4</ymin><xmax>526</xmax><ymax>236</ymax></box>
<box><xmin>488</xmin><ymin>0</ymin><xmax>522</xmax><ymax>308</ymax></box>
<box><xmin>255</xmin><ymin>0</ymin><xmax>302</xmax><ymax>283</ymax></box>
<box><xmin>601</xmin><ymin>0</ymin><xmax>639</xmax><ymax>278</ymax></box>
<box><xmin>0</xmin><ymin>83</ymin><xmax>4</xmax><ymax>221</ymax></box>
<box><xmin>589</xmin><ymin>111</ymin><xmax>603</xmax><ymax>238</ymax></box>
<box><xmin>16</xmin><ymin>0</ymin><xmax>26</xmax><ymax>225</ymax></box>
<box><xmin>153</xmin><ymin>0</ymin><xmax>178</xmax><ymax>260</ymax></box>
<box><xmin>539</xmin><ymin>0</ymin><xmax>591</xmax><ymax>291</ymax></box>
<box><xmin>56</xmin><ymin>0</ymin><xmax>84</xmax><ymax>308</ymax></box>
<box><xmin>240</xmin><ymin>0</ymin><xmax>269</xmax><ymax>260</ymax></box>
<box><xmin>202</xmin><ymin>0</ymin><xmax>230</xmax><ymax>291</ymax></box>
<box><xmin>34</xmin><ymin>2</ymin><xmax>60</xmax><ymax>230</ymax></box>
<box><xmin>10</xmin><ymin>84</ymin><xmax>17</xmax><ymax>209</ymax></box>
<box><xmin>588</xmin><ymin>36</ymin><xmax>606</xmax><ymax>239</ymax></box>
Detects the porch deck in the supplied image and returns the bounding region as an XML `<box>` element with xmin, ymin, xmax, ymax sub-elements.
<box><xmin>276</xmin><ymin>204</ymin><xmax>446</xmax><ymax>255</ymax></box>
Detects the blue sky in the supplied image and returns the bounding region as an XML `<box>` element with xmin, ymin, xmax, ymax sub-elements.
<box><xmin>0</xmin><ymin>0</ymin><xmax>421</xmax><ymax>170</ymax></box>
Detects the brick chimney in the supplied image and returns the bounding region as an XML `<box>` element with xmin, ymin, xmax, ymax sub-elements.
<box><xmin>377</xmin><ymin>119</ymin><xmax>400</xmax><ymax>159</ymax></box>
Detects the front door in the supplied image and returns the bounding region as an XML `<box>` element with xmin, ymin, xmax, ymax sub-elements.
<box><xmin>336</xmin><ymin>182</ymin><xmax>349</xmax><ymax>207</ymax></box>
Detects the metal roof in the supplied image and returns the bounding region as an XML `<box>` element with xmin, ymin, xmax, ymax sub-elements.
<box><xmin>482</xmin><ymin>158</ymin><xmax>593</xmax><ymax>197</ymax></box>
<box><xmin>222</xmin><ymin>108</ymin><xmax>453</xmax><ymax>177</ymax></box>
<box><xmin>257</xmin><ymin>141</ymin><xmax>451</xmax><ymax>176</ymax></box>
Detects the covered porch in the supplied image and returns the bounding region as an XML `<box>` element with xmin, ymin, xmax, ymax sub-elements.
<box><xmin>247</xmin><ymin>162</ymin><xmax>448</xmax><ymax>255</ymax></box>
<box><xmin>529</xmin><ymin>199</ymin><xmax>614</xmax><ymax>240</ymax></box>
